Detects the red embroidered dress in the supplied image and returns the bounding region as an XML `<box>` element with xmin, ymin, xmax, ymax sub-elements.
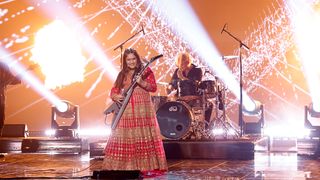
<box><xmin>103</xmin><ymin>67</ymin><xmax>167</xmax><ymax>171</ymax></box>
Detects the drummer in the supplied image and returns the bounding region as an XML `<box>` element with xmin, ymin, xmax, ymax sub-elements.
<box><xmin>166</xmin><ymin>52</ymin><xmax>202</xmax><ymax>99</ymax></box>
<box><xmin>167</xmin><ymin>52</ymin><xmax>213</xmax><ymax>125</ymax></box>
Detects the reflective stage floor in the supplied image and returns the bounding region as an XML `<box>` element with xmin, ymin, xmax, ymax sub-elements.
<box><xmin>0</xmin><ymin>151</ymin><xmax>320</xmax><ymax>179</ymax></box>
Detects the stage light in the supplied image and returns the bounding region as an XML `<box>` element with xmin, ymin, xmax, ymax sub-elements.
<box><xmin>243</xmin><ymin>100</ymin><xmax>263</xmax><ymax>116</ymax></box>
<box><xmin>306</xmin><ymin>103</ymin><xmax>320</xmax><ymax>118</ymax></box>
<box><xmin>51</xmin><ymin>100</ymin><xmax>80</xmax><ymax>138</ymax></box>
<box><xmin>242</xmin><ymin>100</ymin><xmax>264</xmax><ymax>135</ymax></box>
<box><xmin>304</xmin><ymin>103</ymin><xmax>320</xmax><ymax>137</ymax></box>
<box><xmin>54</xmin><ymin>100</ymin><xmax>78</xmax><ymax>119</ymax></box>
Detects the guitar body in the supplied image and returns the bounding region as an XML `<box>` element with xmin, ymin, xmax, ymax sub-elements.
<box><xmin>104</xmin><ymin>101</ymin><xmax>121</xmax><ymax>127</ymax></box>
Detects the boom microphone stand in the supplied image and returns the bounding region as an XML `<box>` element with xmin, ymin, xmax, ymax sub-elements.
<box><xmin>221</xmin><ymin>23</ymin><xmax>250</xmax><ymax>137</ymax></box>
<box><xmin>114</xmin><ymin>26</ymin><xmax>145</xmax><ymax>68</ymax></box>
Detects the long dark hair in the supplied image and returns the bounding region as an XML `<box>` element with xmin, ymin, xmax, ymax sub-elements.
<box><xmin>114</xmin><ymin>48</ymin><xmax>143</xmax><ymax>89</ymax></box>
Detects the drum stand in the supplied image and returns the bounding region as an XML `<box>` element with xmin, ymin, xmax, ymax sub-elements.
<box><xmin>185</xmin><ymin>89</ymin><xmax>211</xmax><ymax>140</ymax></box>
<box><xmin>209</xmin><ymin>79</ymin><xmax>240</xmax><ymax>139</ymax></box>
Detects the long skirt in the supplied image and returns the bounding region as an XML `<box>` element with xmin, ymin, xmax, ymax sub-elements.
<box><xmin>102</xmin><ymin>87</ymin><xmax>167</xmax><ymax>171</ymax></box>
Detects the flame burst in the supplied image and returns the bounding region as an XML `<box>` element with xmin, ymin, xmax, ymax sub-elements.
<box><xmin>31</xmin><ymin>20</ymin><xmax>86</xmax><ymax>89</ymax></box>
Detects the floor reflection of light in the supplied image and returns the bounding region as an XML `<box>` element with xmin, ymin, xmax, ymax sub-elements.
<box><xmin>80</xmin><ymin>152</ymin><xmax>91</xmax><ymax>161</ymax></box>
<box><xmin>254</xmin><ymin>152</ymin><xmax>307</xmax><ymax>179</ymax></box>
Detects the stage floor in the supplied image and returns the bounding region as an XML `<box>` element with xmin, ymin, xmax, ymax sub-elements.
<box><xmin>0</xmin><ymin>135</ymin><xmax>319</xmax><ymax>179</ymax></box>
<box><xmin>0</xmin><ymin>152</ymin><xmax>319</xmax><ymax>179</ymax></box>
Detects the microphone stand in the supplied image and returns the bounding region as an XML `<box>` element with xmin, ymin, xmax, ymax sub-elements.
<box><xmin>114</xmin><ymin>26</ymin><xmax>144</xmax><ymax>68</ymax></box>
<box><xmin>221</xmin><ymin>26</ymin><xmax>249</xmax><ymax>137</ymax></box>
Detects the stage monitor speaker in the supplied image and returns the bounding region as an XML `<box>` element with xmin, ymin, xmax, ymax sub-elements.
<box><xmin>1</xmin><ymin>124</ymin><xmax>28</xmax><ymax>137</ymax></box>
<box><xmin>92</xmin><ymin>170</ymin><xmax>141</xmax><ymax>179</ymax></box>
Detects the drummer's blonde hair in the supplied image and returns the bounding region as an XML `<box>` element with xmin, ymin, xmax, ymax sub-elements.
<box><xmin>175</xmin><ymin>52</ymin><xmax>192</xmax><ymax>68</ymax></box>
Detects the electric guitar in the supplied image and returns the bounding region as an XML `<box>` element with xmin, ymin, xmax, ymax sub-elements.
<box><xmin>104</xmin><ymin>54</ymin><xmax>163</xmax><ymax>130</ymax></box>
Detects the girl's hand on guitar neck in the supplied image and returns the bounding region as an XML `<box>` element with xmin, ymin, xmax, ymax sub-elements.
<box><xmin>112</xmin><ymin>94</ymin><xmax>124</xmax><ymax>103</ymax></box>
<box><xmin>136</xmin><ymin>75</ymin><xmax>148</xmax><ymax>89</ymax></box>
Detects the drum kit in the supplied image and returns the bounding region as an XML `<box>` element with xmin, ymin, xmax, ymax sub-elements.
<box><xmin>154</xmin><ymin>76</ymin><xmax>240</xmax><ymax>140</ymax></box>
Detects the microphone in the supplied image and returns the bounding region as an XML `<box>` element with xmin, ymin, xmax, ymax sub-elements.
<box><xmin>150</xmin><ymin>54</ymin><xmax>163</xmax><ymax>63</ymax></box>
<box><xmin>221</xmin><ymin>23</ymin><xmax>227</xmax><ymax>34</ymax></box>
<box><xmin>141</xmin><ymin>25</ymin><xmax>145</xmax><ymax>35</ymax></box>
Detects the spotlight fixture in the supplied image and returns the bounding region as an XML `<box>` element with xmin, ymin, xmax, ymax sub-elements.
<box><xmin>306</xmin><ymin>103</ymin><xmax>320</xmax><ymax>118</ymax></box>
<box><xmin>243</xmin><ymin>100</ymin><xmax>263</xmax><ymax>116</ymax></box>
<box><xmin>242</xmin><ymin>100</ymin><xmax>264</xmax><ymax>135</ymax></box>
<box><xmin>304</xmin><ymin>103</ymin><xmax>320</xmax><ymax>137</ymax></box>
<box><xmin>51</xmin><ymin>100</ymin><xmax>80</xmax><ymax>138</ymax></box>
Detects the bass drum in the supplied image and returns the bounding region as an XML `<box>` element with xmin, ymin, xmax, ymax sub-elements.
<box><xmin>156</xmin><ymin>101</ymin><xmax>193</xmax><ymax>139</ymax></box>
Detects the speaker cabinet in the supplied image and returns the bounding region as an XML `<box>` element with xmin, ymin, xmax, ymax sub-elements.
<box><xmin>92</xmin><ymin>170</ymin><xmax>141</xmax><ymax>179</ymax></box>
<box><xmin>1</xmin><ymin>124</ymin><xmax>28</xmax><ymax>137</ymax></box>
